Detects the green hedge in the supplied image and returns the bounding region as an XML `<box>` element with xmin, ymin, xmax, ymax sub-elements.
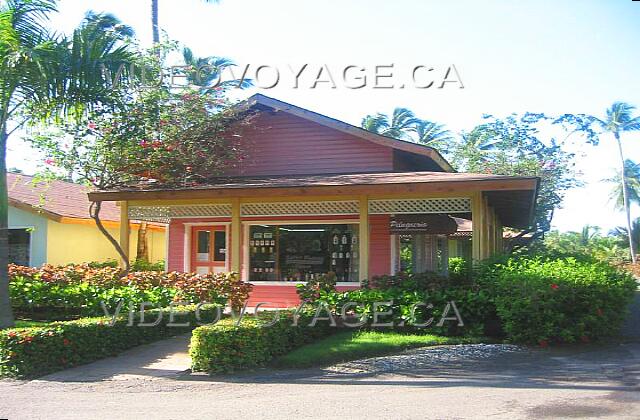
<box><xmin>190</xmin><ymin>312</ymin><xmax>334</xmax><ymax>374</ymax></box>
<box><xmin>9</xmin><ymin>264</ymin><xmax>251</xmax><ymax>318</ymax></box>
<box><xmin>0</xmin><ymin>305</ymin><xmax>221</xmax><ymax>378</ymax></box>
<box><xmin>477</xmin><ymin>256</ymin><xmax>638</xmax><ymax>344</ymax></box>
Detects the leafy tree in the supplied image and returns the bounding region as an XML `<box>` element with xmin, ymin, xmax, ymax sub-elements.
<box><xmin>604</xmin><ymin>159</ymin><xmax>640</xmax><ymax>212</ymax></box>
<box><xmin>30</xmin><ymin>47</ymin><xmax>256</xmax><ymax>272</ymax></box>
<box><xmin>0</xmin><ymin>0</ymin><xmax>134</xmax><ymax>329</ymax></box>
<box><xmin>543</xmin><ymin>228</ymin><xmax>629</xmax><ymax>264</ymax></box>
<box><xmin>452</xmin><ymin>113</ymin><xmax>579</xmax><ymax>241</ymax></box>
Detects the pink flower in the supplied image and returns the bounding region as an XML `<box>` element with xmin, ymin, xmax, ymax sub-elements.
<box><xmin>87</xmin><ymin>122</ymin><xmax>97</xmax><ymax>130</ymax></box>
<box><xmin>44</xmin><ymin>158</ymin><xmax>55</xmax><ymax>166</ymax></box>
<box><xmin>139</xmin><ymin>140</ymin><xmax>148</xmax><ymax>148</ymax></box>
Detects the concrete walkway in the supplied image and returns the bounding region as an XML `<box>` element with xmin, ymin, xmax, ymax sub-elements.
<box><xmin>37</xmin><ymin>334</ymin><xmax>193</xmax><ymax>383</ymax></box>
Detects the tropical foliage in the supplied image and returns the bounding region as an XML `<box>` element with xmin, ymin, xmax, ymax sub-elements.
<box><xmin>556</xmin><ymin>102</ymin><xmax>640</xmax><ymax>262</ymax></box>
<box><xmin>454</xmin><ymin>114</ymin><xmax>579</xmax><ymax>239</ymax></box>
<box><xmin>605</xmin><ymin>159</ymin><xmax>640</xmax><ymax>211</ymax></box>
<box><xmin>0</xmin><ymin>0</ymin><xmax>137</xmax><ymax>328</ymax></box>
<box><xmin>8</xmin><ymin>263</ymin><xmax>252</xmax><ymax>318</ymax></box>
<box><xmin>361</xmin><ymin>108</ymin><xmax>452</xmax><ymax>148</ymax></box>
<box><xmin>478</xmin><ymin>255</ymin><xmax>637</xmax><ymax>344</ymax></box>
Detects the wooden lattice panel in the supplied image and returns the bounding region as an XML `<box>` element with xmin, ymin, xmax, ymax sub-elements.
<box><xmin>368</xmin><ymin>198</ymin><xmax>471</xmax><ymax>214</ymax></box>
<box><xmin>128</xmin><ymin>204</ymin><xmax>231</xmax><ymax>222</ymax></box>
<box><xmin>241</xmin><ymin>201</ymin><xmax>359</xmax><ymax>217</ymax></box>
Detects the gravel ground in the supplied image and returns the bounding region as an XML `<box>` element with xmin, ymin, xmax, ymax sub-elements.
<box><xmin>326</xmin><ymin>343</ymin><xmax>527</xmax><ymax>374</ymax></box>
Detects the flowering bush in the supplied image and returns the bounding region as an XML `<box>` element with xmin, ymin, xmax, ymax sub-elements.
<box><xmin>295</xmin><ymin>255</ymin><xmax>637</xmax><ymax>343</ymax></box>
<box><xmin>9</xmin><ymin>264</ymin><xmax>252</xmax><ymax>318</ymax></box>
<box><xmin>476</xmin><ymin>256</ymin><xmax>638</xmax><ymax>344</ymax></box>
<box><xmin>0</xmin><ymin>305</ymin><xmax>221</xmax><ymax>378</ymax></box>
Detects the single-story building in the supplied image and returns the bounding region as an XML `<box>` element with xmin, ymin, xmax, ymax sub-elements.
<box><xmin>8</xmin><ymin>172</ymin><xmax>166</xmax><ymax>266</ymax></box>
<box><xmin>89</xmin><ymin>94</ymin><xmax>539</xmax><ymax>307</ymax></box>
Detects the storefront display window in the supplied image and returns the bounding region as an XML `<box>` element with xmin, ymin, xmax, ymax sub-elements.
<box><xmin>249</xmin><ymin>223</ymin><xmax>358</xmax><ymax>282</ymax></box>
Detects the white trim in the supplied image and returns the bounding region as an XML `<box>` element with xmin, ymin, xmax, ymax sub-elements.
<box><xmin>183</xmin><ymin>227</ymin><xmax>190</xmax><ymax>272</ymax></box>
<box><xmin>242</xmin><ymin>219</ymin><xmax>360</xmax><ymax>283</ymax></box>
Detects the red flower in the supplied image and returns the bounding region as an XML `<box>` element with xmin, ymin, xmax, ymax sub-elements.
<box><xmin>7</xmin><ymin>331</ymin><xmax>17</xmax><ymax>338</ymax></box>
<box><xmin>550</xmin><ymin>283</ymin><xmax>559</xmax><ymax>290</ymax></box>
<box><xmin>44</xmin><ymin>158</ymin><xmax>55</xmax><ymax>166</ymax></box>
<box><xmin>63</xmin><ymin>338</ymin><xmax>71</xmax><ymax>346</ymax></box>
<box><xmin>538</xmin><ymin>339</ymin><xmax>549</xmax><ymax>348</ymax></box>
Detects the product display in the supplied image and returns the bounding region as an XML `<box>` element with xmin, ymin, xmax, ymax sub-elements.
<box><xmin>248</xmin><ymin>223</ymin><xmax>358</xmax><ymax>282</ymax></box>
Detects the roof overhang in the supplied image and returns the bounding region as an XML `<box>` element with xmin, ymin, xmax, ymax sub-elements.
<box><xmin>88</xmin><ymin>172</ymin><xmax>539</xmax><ymax>229</ymax></box>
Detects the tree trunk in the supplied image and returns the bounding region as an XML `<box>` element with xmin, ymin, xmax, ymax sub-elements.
<box><xmin>136</xmin><ymin>221</ymin><xmax>149</xmax><ymax>262</ymax></box>
<box><xmin>90</xmin><ymin>201</ymin><xmax>131</xmax><ymax>273</ymax></box>
<box><xmin>151</xmin><ymin>0</ymin><xmax>160</xmax><ymax>45</ymax></box>
<box><xmin>615</xmin><ymin>133</ymin><xmax>637</xmax><ymax>263</ymax></box>
<box><xmin>0</xmin><ymin>124</ymin><xmax>15</xmax><ymax>328</ymax></box>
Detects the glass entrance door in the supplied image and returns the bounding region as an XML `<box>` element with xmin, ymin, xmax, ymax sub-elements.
<box><xmin>191</xmin><ymin>226</ymin><xmax>227</xmax><ymax>275</ymax></box>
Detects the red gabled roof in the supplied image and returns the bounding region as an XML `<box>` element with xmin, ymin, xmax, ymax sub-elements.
<box><xmin>7</xmin><ymin>172</ymin><xmax>121</xmax><ymax>222</ymax></box>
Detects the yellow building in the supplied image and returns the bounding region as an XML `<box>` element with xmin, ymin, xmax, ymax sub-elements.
<box><xmin>7</xmin><ymin>172</ymin><xmax>165</xmax><ymax>267</ymax></box>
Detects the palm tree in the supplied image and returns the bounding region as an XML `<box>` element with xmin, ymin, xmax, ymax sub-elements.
<box><xmin>181</xmin><ymin>47</ymin><xmax>251</xmax><ymax>93</ymax></box>
<box><xmin>605</xmin><ymin>159</ymin><xmax>640</xmax><ymax>211</ymax></box>
<box><xmin>414</xmin><ymin>119</ymin><xmax>453</xmax><ymax>148</ymax></box>
<box><xmin>610</xmin><ymin>218</ymin><xmax>640</xmax><ymax>258</ymax></box>
<box><xmin>151</xmin><ymin>0</ymin><xmax>219</xmax><ymax>45</ymax></box>
<box><xmin>591</xmin><ymin>103</ymin><xmax>640</xmax><ymax>263</ymax></box>
<box><xmin>361</xmin><ymin>108</ymin><xmax>419</xmax><ymax>140</ymax></box>
<box><xmin>0</xmin><ymin>0</ymin><xmax>136</xmax><ymax>328</ymax></box>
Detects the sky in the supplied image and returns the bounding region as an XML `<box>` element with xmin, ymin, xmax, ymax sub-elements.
<box><xmin>6</xmin><ymin>0</ymin><xmax>640</xmax><ymax>232</ymax></box>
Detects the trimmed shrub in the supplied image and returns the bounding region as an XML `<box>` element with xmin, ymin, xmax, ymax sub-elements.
<box><xmin>0</xmin><ymin>305</ymin><xmax>221</xmax><ymax>378</ymax></box>
<box><xmin>190</xmin><ymin>312</ymin><xmax>334</xmax><ymax>374</ymax></box>
<box><xmin>477</xmin><ymin>256</ymin><xmax>638</xmax><ymax>344</ymax></box>
<box><xmin>9</xmin><ymin>264</ymin><xmax>252</xmax><ymax>318</ymax></box>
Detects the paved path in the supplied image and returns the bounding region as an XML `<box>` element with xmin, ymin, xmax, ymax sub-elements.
<box><xmin>1</xmin><ymin>337</ymin><xmax>639</xmax><ymax>419</ymax></box>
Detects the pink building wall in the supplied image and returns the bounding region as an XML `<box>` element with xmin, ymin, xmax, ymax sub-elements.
<box><xmin>226</xmin><ymin>112</ymin><xmax>394</xmax><ymax>176</ymax></box>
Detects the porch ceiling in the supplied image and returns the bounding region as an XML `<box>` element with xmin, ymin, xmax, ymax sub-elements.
<box><xmin>91</xmin><ymin>171</ymin><xmax>539</xmax><ymax>229</ymax></box>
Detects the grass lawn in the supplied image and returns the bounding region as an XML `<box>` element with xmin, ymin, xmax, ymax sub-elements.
<box><xmin>274</xmin><ymin>330</ymin><xmax>485</xmax><ymax>369</ymax></box>
<box><xmin>11</xmin><ymin>320</ymin><xmax>51</xmax><ymax>329</ymax></box>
